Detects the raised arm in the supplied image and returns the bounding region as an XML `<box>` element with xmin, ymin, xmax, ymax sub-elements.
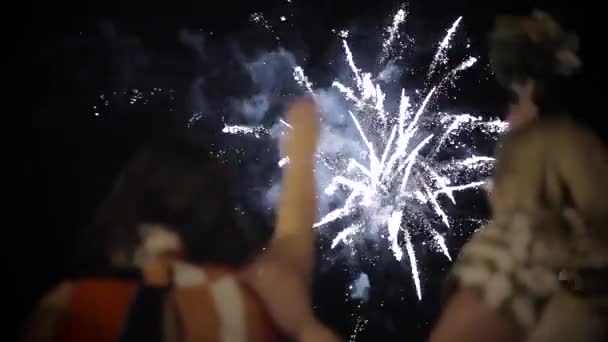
<box><xmin>241</xmin><ymin>99</ymin><xmax>337</xmax><ymax>342</ymax></box>
<box><xmin>272</xmin><ymin>98</ymin><xmax>319</xmax><ymax>276</ymax></box>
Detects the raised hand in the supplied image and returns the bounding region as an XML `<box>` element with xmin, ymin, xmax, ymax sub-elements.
<box><xmin>242</xmin><ymin>98</ymin><xmax>338</xmax><ymax>342</ymax></box>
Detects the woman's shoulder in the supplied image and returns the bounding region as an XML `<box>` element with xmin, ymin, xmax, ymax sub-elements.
<box><xmin>496</xmin><ymin>116</ymin><xmax>605</xmax><ymax>172</ymax></box>
<box><xmin>22</xmin><ymin>282</ymin><xmax>75</xmax><ymax>342</ymax></box>
<box><xmin>511</xmin><ymin>116</ymin><xmax>601</xmax><ymax>148</ymax></box>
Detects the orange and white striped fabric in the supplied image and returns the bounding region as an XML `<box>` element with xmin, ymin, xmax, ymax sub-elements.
<box><xmin>28</xmin><ymin>263</ymin><xmax>281</xmax><ymax>342</ymax></box>
<box><xmin>167</xmin><ymin>262</ymin><xmax>281</xmax><ymax>342</ymax></box>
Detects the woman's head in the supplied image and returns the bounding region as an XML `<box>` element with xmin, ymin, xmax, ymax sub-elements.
<box><xmin>79</xmin><ymin>138</ymin><xmax>269</xmax><ymax>270</ymax></box>
<box><xmin>489</xmin><ymin>11</ymin><xmax>582</xmax><ymax>127</ymax></box>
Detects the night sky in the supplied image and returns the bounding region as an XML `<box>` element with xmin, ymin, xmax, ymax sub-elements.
<box><xmin>27</xmin><ymin>0</ymin><xmax>594</xmax><ymax>341</ymax></box>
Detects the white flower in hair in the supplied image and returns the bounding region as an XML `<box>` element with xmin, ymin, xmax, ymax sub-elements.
<box><xmin>556</xmin><ymin>48</ymin><xmax>582</xmax><ymax>76</ymax></box>
<box><xmin>134</xmin><ymin>224</ymin><xmax>182</xmax><ymax>265</ymax></box>
<box><xmin>534</xmin><ymin>10</ymin><xmax>583</xmax><ymax>76</ymax></box>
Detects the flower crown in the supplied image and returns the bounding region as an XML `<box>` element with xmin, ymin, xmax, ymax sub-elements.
<box><xmin>489</xmin><ymin>11</ymin><xmax>582</xmax><ymax>88</ymax></box>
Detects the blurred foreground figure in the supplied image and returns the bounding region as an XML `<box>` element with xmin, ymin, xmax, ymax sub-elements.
<box><xmin>430</xmin><ymin>11</ymin><xmax>608</xmax><ymax>342</ymax></box>
<box><xmin>23</xmin><ymin>98</ymin><xmax>337</xmax><ymax>342</ymax></box>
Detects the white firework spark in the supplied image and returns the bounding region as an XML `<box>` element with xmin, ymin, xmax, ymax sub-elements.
<box><xmin>293</xmin><ymin>66</ymin><xmax>315</xmax><ymax>95</ymax></box>
<box><xmin>380</xmin><ymin>5</ymin><xmax>408</xmax><ymax>63</ymax></box>
<box><xmin>249</xmin><ymin>12</ymin><xmax>273</xmax><ymax>31</ymax></box>
<box><xmin>223</xmin><ymin>9</ymin><xmax>507</xmax><ymax>299</ymax></box>
<box><xmin>222</xmin><ymin>125</ymin><xmax>270</xmax><ymax>138</ymax></box>
<box><xmin>428</xmin><ymin>16</ymin><xmax>463</xmax><ymax>78</ymax></box>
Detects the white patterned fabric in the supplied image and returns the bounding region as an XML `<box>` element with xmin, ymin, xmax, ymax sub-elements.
<box><xmin>449</xmin><ymin>210</ymin><xmax>608</xmax><ymax>339</ymax></box>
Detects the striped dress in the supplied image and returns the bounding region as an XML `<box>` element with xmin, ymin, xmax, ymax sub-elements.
<box><xmin>25</xmin><ymin>262</ymin><xmax>281</xmax><ymax>342</ymax></box>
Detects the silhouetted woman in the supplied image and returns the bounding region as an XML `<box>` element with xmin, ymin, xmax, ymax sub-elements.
<box><xmin>431</xmin><ymin>12</ymin><xmax>608</xmax><ymax>342</ymax></box>
<box><xmin>23</xmin><ymin>99</ymin><xmax>338</xmax><ymax>342</ymax></box>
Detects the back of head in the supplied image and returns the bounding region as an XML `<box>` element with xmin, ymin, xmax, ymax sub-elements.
<box><xmin>77</xmin><ymin>137</ymin><xmax>268</xmax><ymax>271</ymax></box>
<box><xmin>489</xmin><ymin>11</ymin><xmax>582</xmax><ymax>116</ymax></box>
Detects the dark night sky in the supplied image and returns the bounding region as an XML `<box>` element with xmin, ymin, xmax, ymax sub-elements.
<box><xmin>27</xmin><ymin>0</ymin><xmax>595</xmax><ymax>341</ymax></box>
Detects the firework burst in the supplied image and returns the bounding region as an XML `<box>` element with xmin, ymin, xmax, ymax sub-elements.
<box><xmin>224</xmin><ymin>7</ymin><xmax>507</xmax><ymax>300</ymax></box>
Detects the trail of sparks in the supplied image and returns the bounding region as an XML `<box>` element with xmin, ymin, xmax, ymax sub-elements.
<box><xmin>404</xmin><ymin>228</ymin><xmax>422</xmax><ymax>300</ymax></box>
<box><xmin>293</xmin><ymin>66</ymin><xmax>315</xmax><ymax>95</ymax></box>
<box><xmin>222</xmin><ymin>125</ymin><xmax>270</xmax><ymax>138</ymax></box>
<box><xmin>428</xmin><ymin>16</ymin><xmax>463</xmax><ymax>78</ymax></box>
<box><xmin>380</xmin><ymin>5</ymin><xmax>408</xmax><ymax>63</ymax></box>
<box><xmin>331</xmin><ymin>223</ymin><xmax>362</xmax><ymax>249</ymax></box>
<box><xmin>387</xmin><ymin>211</ymin><xmax>404</xmax><ymax>261</ymax></box>
<box><xmin>433</xmin><ymin>232</ymin><xmax>451</xmax><ymax>261</ymax></box>
<box><xmin>223</xmin><ymin>8</ymin><xmax>507</xmax><ymax>299</ymax></box>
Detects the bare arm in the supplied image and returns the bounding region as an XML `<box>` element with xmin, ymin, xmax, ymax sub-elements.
<box><xmin>242</xmin><ymin>99</ymin><xmax>337</xmax><ymax>342</ymax></box>
<box><xmin>430</xmin><ymin>289</ymin><xmax>519</xmax><ymax>342</ymax></box>
<box><xmin>272</xmin><ymin>98</ymin><xmax>319</xmax><ymax>276</ymax></box>
<box><xmin>22</xmin><ymin>282</ymin><xmax>74</xmax><ymax>342</ymax></box>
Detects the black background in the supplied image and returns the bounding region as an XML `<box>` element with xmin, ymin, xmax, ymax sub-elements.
<box><xmin>27</xmin><ymin>0</ymin><xmax>596</xmax><ymax>340</ymax></box>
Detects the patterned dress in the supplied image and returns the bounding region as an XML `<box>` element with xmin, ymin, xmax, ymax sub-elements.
<box><xmin>448</xmin><ymin>118</ymin><xmax>608</xmax><ymax>341</ymax></box>
<box><xmin>449</xmin><ymin>210</ymin><xmax>607</xmax><ymax>341</ymax></box>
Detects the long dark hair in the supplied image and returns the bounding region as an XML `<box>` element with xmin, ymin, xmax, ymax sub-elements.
<box><xmin>76</xmin><ymin>137</ymin><xmax>269</xmax><ymax>272</ymax></box>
